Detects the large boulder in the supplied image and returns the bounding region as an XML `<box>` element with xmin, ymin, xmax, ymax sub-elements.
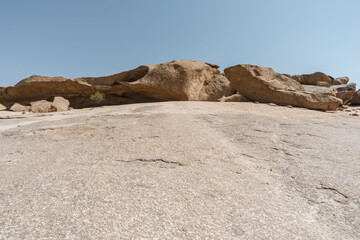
<box><xmin>10</xmin><ymin>103</ymin><xmax>30</xmax><ymax>112</ymax></box>
<box><xmin>290</xmin><ymin>72</ymin><xmax>334</xmax><ymax>86</ymax></box>
<box><xmin>0</xmin><ymin>60</ymin><xmax>232</xmax><ymax>108</ymax></box>
<box><xmin>302</xmin><ymin>85</ymin><xmax>336</xmax><ymax>96</ymax></box>
<box><xmin>350</xmin><ymin>90</ymin><xmax>360</xmax><ymax>105</ymax></box>
<box><xmin>30</xmin><ymin>100</ymin><xmax>53</xmax><ymax>113</ymax></box>
<box><xmin>224</xmin><ymin>65</ymin><xmax>342</xmax><ymax>111</ymax></box>
<box><xmin>0</xmin><ymin>76</ymin><xmax>95</xmax><ymax>103</ymax></box>
<box><xmin>52</xmin><ymin>96</ymin><xmax>70</xmax><ymax>112</ymax></box>
<box><xmin>78</xmin><ymin>60</ymin><xmax>232</xmax><ymax>101</ymax></box>
<box><xmin>330</xmin><ymin>84</ymin><xmax>356</xmax><ymax>103</ymax></box>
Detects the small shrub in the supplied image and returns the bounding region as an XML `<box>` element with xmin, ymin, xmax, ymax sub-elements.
<box><xmin>90</xmin><ymin>91</ymin><xmax>105</xmax><ymax>103</ymax></box>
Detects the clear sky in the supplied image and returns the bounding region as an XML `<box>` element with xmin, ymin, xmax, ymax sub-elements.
<box><xmin>0</xmin><ymin>0</ymin><xmax>359</xmax><ymax>87</ymax></box>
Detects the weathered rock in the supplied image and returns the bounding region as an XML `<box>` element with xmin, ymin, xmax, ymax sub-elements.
<box><xmin>106</xmin><ymin>60</ymin><xmax>232</xmax><ymax>101</ymax></box>
<box><xmin>0</xmin><ymin>75</ymin><xmax>96</xmax><ymax>104</ymax></box>
<box><xmin>10</xmin><ymin>103</ymin><xmax>30</xmax><ymax>112</ymax></box>
<box><xmin>332</xmin><ymin>77</ymin><xmax>349</xmax><ymax>85</ymax></box>
<box><xmin>205</xmin><ymin>62</ymin><xmax>220</xmax><ymax>69</ymax></box>
<box><xmin>52</xmin><ymin>96</ymin><xmax>70</xmax><ymax>112</ymax></box>
<box><xmin>218</xmin><ymin>93</ymin><xmax>249</xmax><ymax>102</ymax></box>
<box><xmin>302</xmin><ymin>85</ymin><xmax>336</xmax><ymax>96</ymax></box>
<box><xmin>0</xmin><ymin>60</ymin><xmax>232</xmax><ymax>108</ymax></box>
<box><xmin>224</xmin><ymin>65</ymin><xmax>342</xmax><ymax>111</ymax></box>
<box><xmin>0</xmin><ymin>103</ymin><xmax>6</xmax><ymax>111</ymax></box>
<box><xmin>330</xmin><ymin>84</ymin><xmax>356</xmax><ymax>103</ymax></box>
<box><xmin>350</xmin><ymin>90</ymin><xmax>360</xmax><ymax>105</ymax></box>
<box><xmin>30</xmin><ymin>100</ymin><xmax>53</xmax><ymax>113</ymax></box>
<box><xmin>291</xmin><ymin>72</ymin><xmax>334</xmax><ymax>86</ymax></box>
<box><xmin>316</xmin><ymin>81</ymin><xmax>331</xmax><ymax>87</ymax></box>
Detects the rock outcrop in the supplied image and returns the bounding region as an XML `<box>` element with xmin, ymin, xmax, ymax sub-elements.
<box><xmin>224</xmin><ymin>65</ymin><xmax>342</xmax><ymax>110</ymax></box>
<box><xmin>218</xmin><ymin>93</ymin><xmax>248</xmax><ymax>102</ymax></box>
<box><xmin>350</xmin><ymin>90</ymin><xmax>360</xmax><ymax>105</ymax></box>
<box><xmin>0</xmin><ymin>60</ymin><xmax>232</xmax><ymax>108</ymax></box>
<box><xmin>330</xmin><ymin>83</ymin><xmax>356</xmax><ymax>103</ymax></box>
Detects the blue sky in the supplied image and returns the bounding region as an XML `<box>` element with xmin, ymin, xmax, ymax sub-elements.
<box><xmin>0</xmin><ymin>0</ymin><xmax>359</xmax><ymax>87</ymax></box>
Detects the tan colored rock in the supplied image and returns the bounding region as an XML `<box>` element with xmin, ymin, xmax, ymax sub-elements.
<box><xmin>0</xmin><ymin>75</ymin><xmax>95</xmax><ymax>103</ymax></box>
<box><xmin>224</xmin><ymin>65</ymin><xmax>342</xmax><ymax>111</ymax></box>
<box><xmin>30</xmin><ymin>100</ymin><xmax>53</xmax><ymax>113</ymax></box>
<box><xmin>52</xmin><ymin>96</ymin><xmax>70</xmax><ymax>112</ymax></box>
<box><xmin>332</xmin><ymin>77</ymin><xmax>349</xmax><ymax>85</ymax></box>
<box><xmin>330</xmin><ymin>83</ymin><xmax>356</xmax><ymax>103</ymax></box>
<box><xmin>302</xmin><ymin>85</ymin><xmax>336</xmax><ymax>96</ymax></box>
<box><xmin>113</xmin><ymin>60</ymin><xmax>232</xmax><ymax>101</ymax></box>
<box><xmin>0</xmin><ymin>103</ymin><xmax>6</xmax><ymax>111</ymax></box>
<box><xmin>316</xmin><ymin>81</ymin><xmax>331</xmax><ymax>87</ymax></box>
<box><xmin>350</xmin><ymin>89</ymin><xmax>360</xmax><ymax>105</ymax></box>
<box><xmin>218</xmin><ymin>93</ymin><xmax>248</xmax><ymax>102</ymax></box>
<box><xmin>10</xmin><ymin>103</ymin><xmax>30</xmax><ymax>112</ymax></box>
<box><xmin>291</xmin><ymin>72</ymin><xmax>334</xmax><ymax>86</ymax></box>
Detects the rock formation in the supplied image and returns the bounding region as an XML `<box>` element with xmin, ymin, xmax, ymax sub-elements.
<box><xmin>10</xmin><ymin>103</ymin><xmax>30</xmax><ymax>112</ymax></box>
<box><xmin>224</xmin><ymin>65</ymin><xmax>342</xmax><ymax>110</ymax></box>
<box><xmin>52</xmin><ymin>96</ymin><xmax>70</xmax><ymax>112</ymax></box>
<box><xmin>290</xmin><ymin>72</ymin><xmax>334</xmax><ymax>86</ymax></box>
<box><xmin>30</xmin><ymin>100</ymin><xmax>53</xmax><ymax>113</ymax></box>
<box><xmin>0</xmin><ymin>103</ymin><xmax>6</xmax><ymax>111</ymax></box>
<box><xmin>330</xmin><ymin>83</ymin><xmax>356</xmax><ymax>103</ymax></box>
<box><xmin>0</xmin><ymin>60</ymin><xmax>232</xmax><ymax>108</ymax></box>
<box><xmin>350</xmin><ymin>90</ymin><xmax>360</xmax><ymax>105</ymax></box>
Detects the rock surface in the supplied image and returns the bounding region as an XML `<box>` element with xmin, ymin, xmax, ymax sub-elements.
<box><xmin>0</xmin><ymin>103</ymin><xmax>6</xmax><ymax>111</ymax></box>
<box><xmin>30</xmin><ymin>100</ymin><xmax>53</xmax><ymax>113</ymax></box>
<box><xmin>291</xmin><ymin>72</ymin><xmax>334</xmax><ymax>86</ymax></box>
<box><xmin>51</xmin><ymin>96</ymin><xmax>70</xmax><ymax>112</ymax></box>
<box><xmin>0</xmin><ymin>60</ymin><xmax>232</xmax><ymax>108</ymax></box>
<box><xmin>0</xmin><ymin>102</ymin><xmax>359</xmax><ymax>239</ymax></box>
<box><xmin>333</xmin><ymin>76</ymin><xmax>349</xmax><ymax>85</ymax></box>
<box><xmin>330</xmin><ymin>83</ymin><xmax>356</xmax><ymax>103</ymax></box>
<box><xmin>350</xmin><ymin>89</ymin><xmax>360</xmax><ymax>105</ymax></box>
<box><xmin>224</xmin><ymin>65</ymin><xmax>342</xmax><ymax>110</ymax></box>
<box><xmin>10</xmin><ymin>103</ymin><xmax>30</xmax><ymax>112</ymax></box>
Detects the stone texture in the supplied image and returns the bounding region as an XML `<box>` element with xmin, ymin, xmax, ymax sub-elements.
<box><xmin>333</xmin><ymin>77</ymin><xmax>349</xmax><ymax>85</ymax></box>
<box><xmin>0</xmin><ymin>103</ymin><xmax>6</xmax><ymax>111</ymax></box>
<box><xmin>0</xmin><ymin>60</ymin><xmax>232</xmax><ymax>108</ymax></box>
<box><xmin>302</xmin><ymin>85</ymin><xmax>336</xmax><ymax>96</ymax></box>
<box><xmin>30</xmin><ymin>100</ymin><xmax>53</xmax><ymax>113</ymax></box>
<box><xmin>10</xmin><ymin>103</ymin><xmax>30</xmax><ymax>112</ymax></box>
<box><xmin>350</xmin><ymin>90</ymin><xmax>360</xmax><ymax>105</ymax></box>
<box><xmin>291</xmin><ymin>72</ymin><xmax>334</xmax><ymax>86</ymax></box>
<box><xmin>330</xmin><ymin>83</ymin><xmax>356</xmax><ymax>103</ymax></box>
<box><xmin>224</xmin><ymin>65</ymin><xmax>342</xmax><ymax>111</ymax></box>
<box><xmin>52</xmin><ymin>96</ymin><xmax>70</xmax><ymax>112</ymax></box>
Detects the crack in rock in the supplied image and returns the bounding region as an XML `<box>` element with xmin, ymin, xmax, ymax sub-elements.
<box><xmin>116</xmin><ymin>158</ymin><xmax>184</xmax><ymax>166</ymax></box>
<box><xmin>318</xmin><ymin>184</ymin><xmax>349</xmax><ymax>199</ymax></box>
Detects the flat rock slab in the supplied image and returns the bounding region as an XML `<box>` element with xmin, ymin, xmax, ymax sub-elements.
<box><xmin>0</xmin><ymin>102</ymin><xmax>359</xmax><ymax>239</ymax></box>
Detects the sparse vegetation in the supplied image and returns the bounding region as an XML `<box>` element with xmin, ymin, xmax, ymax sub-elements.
<box><xmin>90</xmin><ymin>91</ymin><xmax>105</xmax><ymax>103</ymax></box>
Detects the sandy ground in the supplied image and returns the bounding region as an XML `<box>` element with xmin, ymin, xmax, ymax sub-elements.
<box><xmin>0</xmin><ymin>102</ymin><xmax>359</xmax><ymax>239</ymax></box>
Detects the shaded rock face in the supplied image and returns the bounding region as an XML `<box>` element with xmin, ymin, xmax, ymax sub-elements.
<box><xmin>224</xmin><ymin>65</ymin><xmax>342</xmax><ymax>110</ymax></box>
<box><xmin>330</xmin><ymin>84</ymin><xmax>356</xmax><ymax>103</ymax></box>
<box><xmin>0</xmin><ymin>60</ymin><xmax>232</xmax><ymax>108</ymax></box>
<box><xmin>351</xmin><ymin>90</ymin><xmax>360</xmax><ymax>105</ymax></box>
